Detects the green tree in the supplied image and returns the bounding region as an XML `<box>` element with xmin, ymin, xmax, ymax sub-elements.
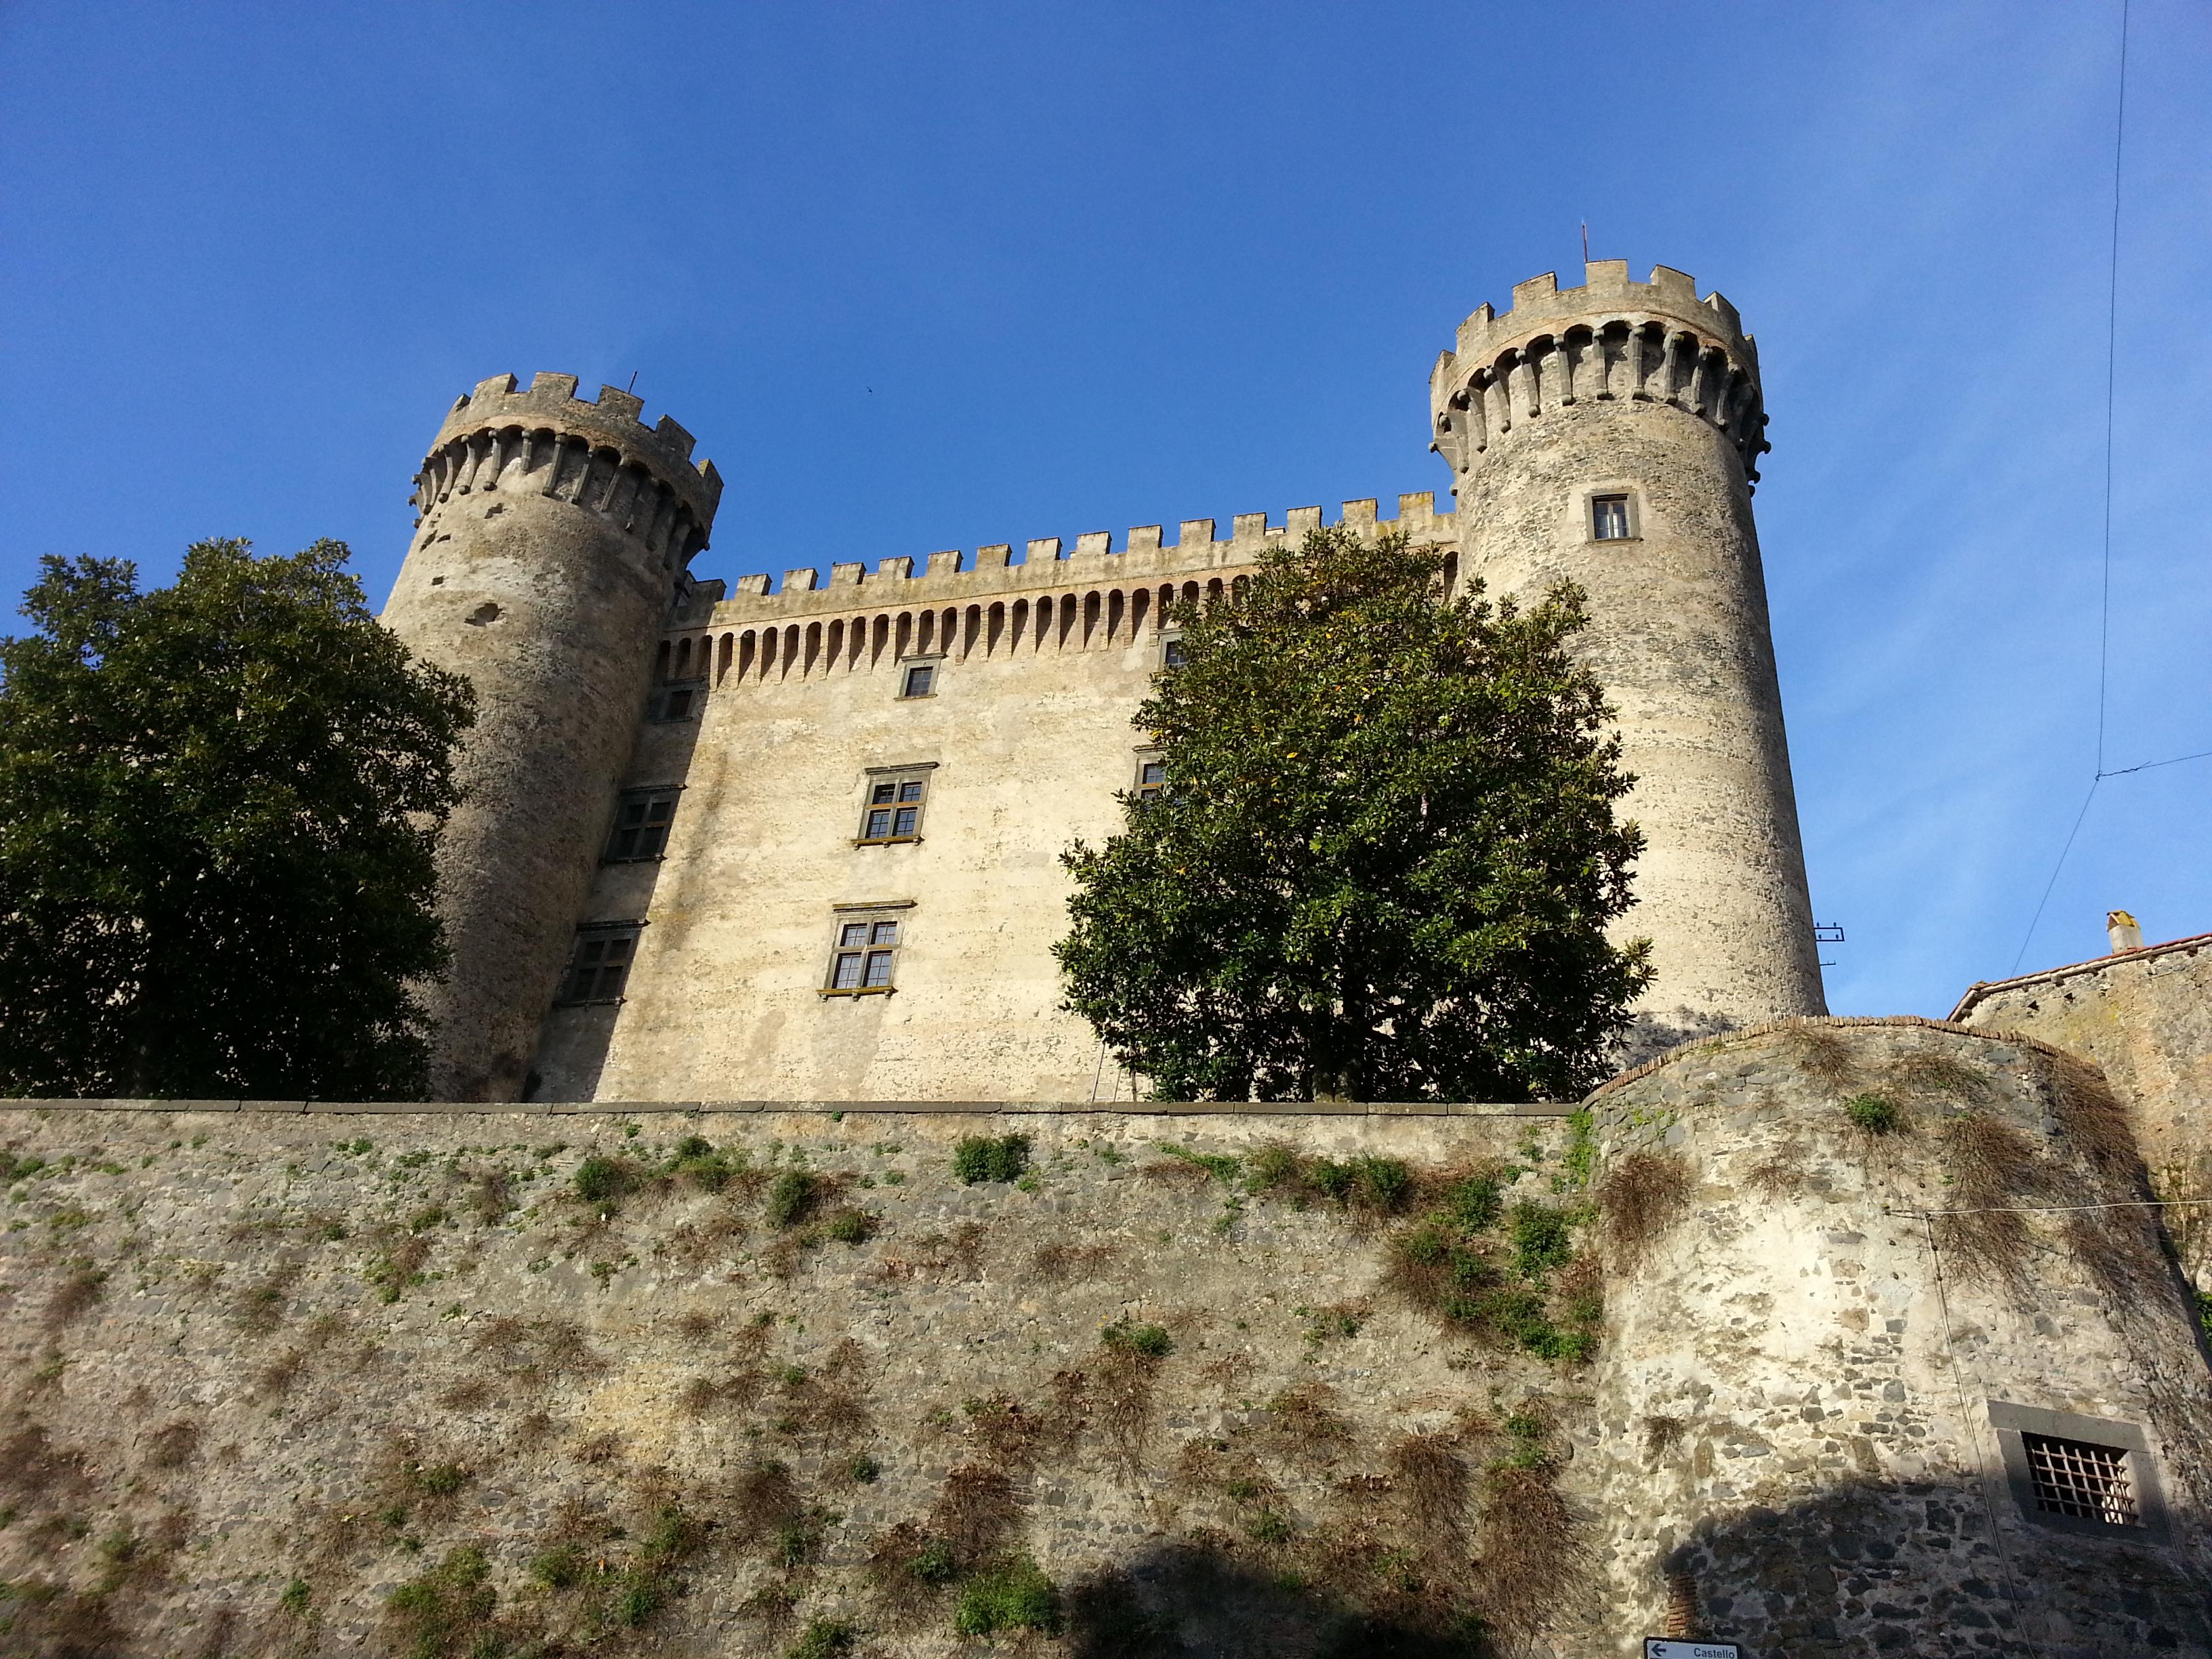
<box><xmin>1056</xmin><ymin>527</ymin><xmax>1649</xmax><ymax>1103</ymax></box>
<box><xmin>0</xmin><ymin>539</ymin><xmax>474</xmax><ymax>1099</ymax></box>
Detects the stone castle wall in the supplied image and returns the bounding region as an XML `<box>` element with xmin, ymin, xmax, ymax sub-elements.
<box><xmin>1954</xmin><ymin>933</ymin><xmax>2212</xmax><ymax>1290</ymax></box>
<box><xmin>532</xmin><ymin>496</ymin><xmax>1455</xmax><ymax>1105</ymax></box>
<box><xmin>4</xmin><ymin>1021</ymin><xmax>2207</xmax><ymax>1656</ymax></box>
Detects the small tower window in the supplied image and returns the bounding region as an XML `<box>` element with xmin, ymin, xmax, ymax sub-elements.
<box><xmin>1592</xmin><ymin>495</ymin><xmax>1632</xmax><ymax>540</ymax></box>
<box><xmin>1135</xmin><ymin>758</ymin><xmax>1168</xmax><ymax>805</ymax></box>
<box><xmin>900</xmin><ymin>661</ymin><xmax>937</xmax><ymax>698</ymax></box>
<box><xmin>857</xmin><ymin>767</ymin><xmax>933</xmax><ymax>844</ymax></box>
<box><xmin>649</xmin><ymin>679</ymin><xmax>706</xmax><ymax>722</ymax></box>
<box><xmin>605</xmin><ymin>789</ymin><xmax>681</xmax><ymax>861</ymax></box>
<box><xmin>822</xmin><ymin>908</ymin><xmax>908</xmax><ymax>995</ymax></box>
<box><xmin>557</xmin><ymin>924</ymin><xmax>642</xmax><ymax>1004</ymax></box>
<box><xmin>1161</xmin><ymin>635</ymin><xmax>1188</xmax><ymax>669</ymax></box>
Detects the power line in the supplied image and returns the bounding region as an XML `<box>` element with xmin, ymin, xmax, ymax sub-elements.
<box><xmin>2101</xmin><ymin>747</ymin><xmax>2212</xmax><ymax>779</ymax></box>
<box><xmin>2011</xmin><ymin>0</ymin><xmax>2135</xmax><ymax>975</ymax></box>
<box><xmin>2011</xmin><ymin>777</ymin><xmax>2100</xmax><ymax>974</ymax></box>
<box><xmin>2095</xmin><ymin>0</ymin><xmax>2130</xmax><ymax>775</ymax></box>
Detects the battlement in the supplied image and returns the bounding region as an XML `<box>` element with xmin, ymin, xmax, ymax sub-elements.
<box><xmin>428</xmin><ymin>372</ymin><xmax>722</xmax><ymax>518</ymax></box>
<box><xmin>1429</xmin><ymin>262</ymin><xmax>1769</xmax><ymax>486</ymax></box>
<box><xmin>707</xmin><ymin>493</ymin><xmax>1456</xmax><ymax>623</ymax></box>
<box><xmin>1441</xmin><ymin>261</ymin><xmax>1751</xmax><ymax>370</ymax></box>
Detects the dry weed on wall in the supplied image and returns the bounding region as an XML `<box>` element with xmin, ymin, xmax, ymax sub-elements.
<box><xmin>1595</xmin><ymin>1151</ymin><xmax>1692</xmax><ymax>1263</ymax></box>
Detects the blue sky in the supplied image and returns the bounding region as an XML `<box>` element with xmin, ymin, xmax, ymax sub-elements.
<box><xmin>4</xmin><ymin>2</ymin><xmax>2206</xmax><ymax>1017</ymax></box>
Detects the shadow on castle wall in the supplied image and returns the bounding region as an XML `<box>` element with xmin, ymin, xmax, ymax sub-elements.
<box><xmin>1042</xmin><ymin>1474</ymin><xmax>2210</xmax><ymax>1658</ymax></box>
<box><xmin>523</xmin><ymin>661</ymin><xmax>710</xmax><ymax>1103</ymax></box>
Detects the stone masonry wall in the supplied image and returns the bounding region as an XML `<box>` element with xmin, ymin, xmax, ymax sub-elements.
<box><xmin>1954</xmin><ymin>935</ymin><xmax>2212</xmax><ymax>1290</ymax></box>
<box><xmin>1</xmin><ymin>1101</ymin><xmax>1616</xmax><ymax>1659</ymax></box>
<box><xmin>1583</xmin><ymin>1019</ymin><xmax>2212</xmax><ymax>1658</ymax></box>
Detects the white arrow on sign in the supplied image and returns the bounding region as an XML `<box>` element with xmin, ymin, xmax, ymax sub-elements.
<box><xmin>1644</xmin><ymin>1643</ymin><xmax>1742</xmax><ymax>1659</ymax></box>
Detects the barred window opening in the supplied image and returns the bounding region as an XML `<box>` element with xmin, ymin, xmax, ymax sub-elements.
<box><xmin>2023</xmin><ymin>1433</ymin><xmax>2139</xmax><ymax>1528</ymax></box>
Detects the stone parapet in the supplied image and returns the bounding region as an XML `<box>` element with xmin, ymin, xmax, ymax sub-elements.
<box><xmin>706</xmin><ymin>495</ymin><xmax>1456</xmax><ymax>626</ymax></box>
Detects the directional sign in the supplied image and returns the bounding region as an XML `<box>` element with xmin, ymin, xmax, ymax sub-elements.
<box><xmin>1644</xmin><ymin>1642</ymin><xmax>1742</xmax><ymax>1659</ymax></box>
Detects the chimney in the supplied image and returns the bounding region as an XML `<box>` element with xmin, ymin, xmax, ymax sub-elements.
<box><xmin>2106</xmin><ymin>909</ymin><xmax>2144</xmax><ymax>954</ymax></box>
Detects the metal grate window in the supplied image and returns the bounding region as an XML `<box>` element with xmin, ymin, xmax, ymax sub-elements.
<box><xmin>901</xmin><ymin>663</ymin><xmax>935</xmax><ymax>698</ymax></box>
<box><xmin>2022</xmin><ymin>1433</ymin><xmax>2139</xmax><ymax>1527</ymax></box>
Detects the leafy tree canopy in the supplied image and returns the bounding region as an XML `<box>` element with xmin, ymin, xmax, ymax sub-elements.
<box><xmin>1056</xmin><ymin>527</ymin><xmax>1650</xmax><ymax>1103</ymax></box>
<box><xmin>0</xmin><ymin>539</ymin><xmax>474</xmax><ymax>1099</ymax></box>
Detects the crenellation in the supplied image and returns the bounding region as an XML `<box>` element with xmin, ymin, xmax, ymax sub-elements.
<box><xmin>697</xmin><ymin>497</ymin><xmax>1461</xmax><ymax>628</ymax></box>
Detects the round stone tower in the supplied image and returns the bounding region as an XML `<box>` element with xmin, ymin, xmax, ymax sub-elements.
<box><xmin>1430</xmin><ymin>260</ymin><xmax>1824</xmax><ymax>1050</ymax></box>
<box><xmin>1580</xmin><ymin>1019</ymin><xmax>2212</xmax><ymax>1654</ymax></box>
<box><xmin>382</xmin><ymin>373</ymin><xmax>721</xmax><ymax>1101</ymax></box>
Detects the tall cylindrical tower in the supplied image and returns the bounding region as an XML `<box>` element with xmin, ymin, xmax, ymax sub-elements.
<box><xmin>1431</xmin><ymin>260</ymin><xmax>1823</xmax><ymax>1048</ymax></box>
<box><xmin>382</xmin><ymin>373</ymin><xmax>721</xmax><ymax>1101</ymax></box>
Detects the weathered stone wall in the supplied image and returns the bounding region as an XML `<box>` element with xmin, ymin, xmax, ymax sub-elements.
<box><xmin>6</xmin><ymin>1023</ymin><xmax>2207</xmax><ymax>1657</ymax></box>
<box><xmin>380</xmin><ymin>375</ymin><xmax>722</xmax><ymax>1103</ymax></box>
<box><xmin>1431</xmin><ymin>261</ymin><xmax>1826</xmax><ymax>1054</ymax></box>
<box><xmin>1</xmin><ymin>1099</ymin><xmax>1605</xmax><ymax>1658</ymax></box>
<box><xmin>537</xmin><ymin>499</ymin><xmax>1458</xmax><ymax>1105</ymax></box>
<box><xmin>1954</xmin><ymin>935</ymin><xmax>2212</xmax><ymax>1289</ymax></box>
<box><xmin>1583</xmin><ymin>1019</ymin><xmax>2212</xmax><ymax>1657</ymax></box>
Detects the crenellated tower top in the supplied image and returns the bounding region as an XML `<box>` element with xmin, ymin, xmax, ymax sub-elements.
<box><xmin>1429</xmin><ymin>261</ymin><xmax>1770</xmax><ymax>489</ymax></box>
<box><xmin>411</xmin><ymin>372</ymin><xmax>723</xmax><ymax>570</ymax></box>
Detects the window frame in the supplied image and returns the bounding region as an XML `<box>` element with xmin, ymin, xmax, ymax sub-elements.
<box><xmin>1987</xmin><ymin>1401</ymin><xmax>2172</xmax><ymax>1544</ymax></box>
<box><xmin>603</xmin><ymin>785</ymin><xmax>683</xmax><ymax>863</ymax></box>
<box><xmin>820</xmin><ymin>902</ymin><xmax>913</xmax><ymax>998</ymax></box>
<box><xmin>1133</xmin><ymin>750</ymin><xmax>1168</xmax><ymax>806</ymax></box>
<box><xmin>554</xmin><ymin>922</ymin><xmax>645</xmax><ymax>1006</ymax></box>
<box><xmin>855</xmin><ymin>763</ymin><xmax>937</xmax><ymax>846</ymax></box>
<box><xmin>647</xmin><ymin>678</ymin><xmax>708</xmax><ymax>723</ymax></box>
<box><xmin>1159</xmin><ymin>633</ymin><xmax>1188</xmax><ymax>670</ymax></box>
<box><xmin>897</xmin><ymin>655</ymin><xmax>943</xmax><ymax>699</ymax></box>
<box><xmin>1586</xmin><ymin>488</ymin><xmax>1639</xmax><ymax>543</ymax></box>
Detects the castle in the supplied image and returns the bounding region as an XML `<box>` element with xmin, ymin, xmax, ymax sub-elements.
<box><xmin>2</xmin><ymin>262</ymin><xmax>2205</xmax><ymax>1656</ymax></box>
<box><xmin>382</xmin><ymin>260</ymin><xmax>1825</xmax><ymax>1106</ymax></box>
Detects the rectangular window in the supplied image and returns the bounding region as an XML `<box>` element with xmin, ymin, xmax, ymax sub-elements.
<box><xmin>901</xmin><ymin>663</ymin><xmax>936</xmax><ymax>698</ymax></box>
<box><xmin>1592</xmin><ymin>495</ymin><xmax>1631</xmax><ymax>540</ymax></box>
<box><xmin>649</xmin><ymin>680</ymin><xmax>706</xmax><ymax>722</ymax></box>
<box><xmin>557</xmin><ymin>925</ymin><xmax>641</xmax><ymax>1004</ymax></box>
<box><xmin>2023</xmin><ymin>1433</ymin><xmax>2139</xmax><ymax>1528</ymax></box>
<box><xmin>1136</xmin><ymin>758</ymin><xmax>1168</xmax><ymax>804</ymax></box>
<box><xmin>823</xmin><ymin>910</ymin><xmax>905</xmax><ymax>994</ymax></box>
<box><xmin>1161</xmin><ymin>635</ymin><xmax>1187</xmax><ymax>668</ymax></box>
<box><xmin>605</xmin><ymin>789</ymin><xmax>680</xmax><ymax>861</ymax></box>
<box><xmin>857</xmin><ymin>770</ymin><xmax>930</xmax><ymax>843</ymax></box>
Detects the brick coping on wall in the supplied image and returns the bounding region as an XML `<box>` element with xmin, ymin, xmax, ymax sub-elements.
<box><xmin>1946</xmin><ymin>932</ymin><xmax>2212</xmax><ymax>1024</ymax></box>
<box><xmin>0</xmin><ymin>1097</ymin><xmax>1570</xmax><ymax>1119</ymax></box>
<box><xmin>1584</xmin><ymin>1012</ymin><xmax>2077</xmax><ymax>1103</ymax></box>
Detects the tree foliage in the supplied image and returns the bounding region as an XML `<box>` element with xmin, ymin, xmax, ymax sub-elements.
<box><xmin>1055</xmin><ymin>527</ymin><xmax>1650</xmax><ymax>1103</ymax></box>
<box><xmin>0</xmin><ymin>539</ymin><xmax>474</xmax><ymax>1099</ymax></box>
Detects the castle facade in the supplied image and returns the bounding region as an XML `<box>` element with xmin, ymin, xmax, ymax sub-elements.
<box><xmin>384</xmin><ymin>261</ymin><xmax>1825</xmax><ymax>1105</ymax></box>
